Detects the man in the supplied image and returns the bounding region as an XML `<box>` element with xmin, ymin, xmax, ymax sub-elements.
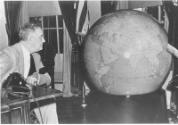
<box><xmin>0</xmin><ymin>23</ymin><xmax>58</xmax><ymax>124</ymax></box>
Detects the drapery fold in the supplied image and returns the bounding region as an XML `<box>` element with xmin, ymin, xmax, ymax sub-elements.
<box><xmin>59</xmin><ymin>1</ymin><xmax>81</xmax><ymax>96</ymax></box>
<box><xmin>58</xmin><ymin>1</ymin><xmax>77</xmax><ymax>45</ymax></box>
<box><xmin>0</xmin><ymin>1</ymin><xmax>8</xmax><ymax>50</ymax></box>
<box><xmin>18</xmin><ymin>1</ymin><xmax>29</xmax><ymax>28</ymax></box>
<box><xmin>5</xmin><ymin>1</ymin><xmax>22</xmax><ymax>45</ymax></box>
<box><xmin>163</xmin><ymin>2</ymin><xmax>178</xmax><ymax>77</ymax></box>
<box><xmin>62</xmin><ymin>20</ymin><xmax>73</xmax><ymax>97</ymax></box>
<box><xmin>76</xmin><ymin>0</ymin><xmax>90</xmax><ymax>35</ymax></box>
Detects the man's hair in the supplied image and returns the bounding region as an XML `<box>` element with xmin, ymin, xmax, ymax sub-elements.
<box><xmin>19</xmin><ymin>23</ymin><xmax>42</xmax><ymax>40</ymax></box>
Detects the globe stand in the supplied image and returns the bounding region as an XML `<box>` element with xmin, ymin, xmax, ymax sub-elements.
<box><xmin>166</xmin><ymin>75</ymin><xmax>178</xmax><ymax>123</ymax></box>
<box><xmin>81</xmin><ymin>83</ymin><xmax>87</xmax><ymax>108</ymax></box>
<box><xmin>75</xmin><ymin>32</ymin><xmax>88</xmax><ymax>108</ymax></box>
<box><xmin>126</xmin><ymin>95</ymin><xmax>131</xmax><ymax>98</ymax></box>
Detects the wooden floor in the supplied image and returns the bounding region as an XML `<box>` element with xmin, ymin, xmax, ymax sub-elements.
<box><xmin>56</xmin><ymin>90</ymin><xmax>169</xmax><ymax>124</ymax></box>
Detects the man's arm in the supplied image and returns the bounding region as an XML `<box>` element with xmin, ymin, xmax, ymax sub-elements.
<box><xmin>0</xmin><ymin>50</ymin><xmax>15</xmax><ymax>87</ymax></box>
<box><xmin>30</xmin><ymin>53</ymin><xmax>51</xmax><ymax>86</ymax></box>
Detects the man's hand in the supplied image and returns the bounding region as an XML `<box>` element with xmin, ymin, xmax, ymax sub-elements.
<box><xmin>26</xmin><ymin>72</ymin><xmax>39</xmax><ymax>86</ymax></box>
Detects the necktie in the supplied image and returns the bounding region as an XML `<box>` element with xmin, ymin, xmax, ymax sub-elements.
<box><xmin>28</xmin><ymin>55</ymin><xmax>36</xmax><ymax>76</ymax></box>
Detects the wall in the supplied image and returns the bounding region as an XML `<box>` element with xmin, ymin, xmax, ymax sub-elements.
<box><xmin>27</xmin><ymin>1</ymin><xmax>61</xmax><ymax>17</ymax></box>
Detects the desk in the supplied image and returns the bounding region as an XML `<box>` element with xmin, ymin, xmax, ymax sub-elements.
<box><xmin>1</xmin><ymin>87</ymin><xmax>62</xmax><ymax>124</ymax></box>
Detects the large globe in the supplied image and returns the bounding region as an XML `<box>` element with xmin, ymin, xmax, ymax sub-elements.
<box><xmin>83</xmin><ymin>10</ymin><xmax>172</xmax><ymax>95</ymax></box>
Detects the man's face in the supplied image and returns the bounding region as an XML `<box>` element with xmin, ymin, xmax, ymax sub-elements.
<box><xmin>28</xmin><ymin>27</ymin><xmax>45</xmax><ymax>52</ymax></box>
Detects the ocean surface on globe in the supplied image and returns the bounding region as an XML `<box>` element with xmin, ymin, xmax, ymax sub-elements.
<box><xmin>83</xmin><ymin>10</ymin><xmax>172</xmax><ymax>95</ymax></box>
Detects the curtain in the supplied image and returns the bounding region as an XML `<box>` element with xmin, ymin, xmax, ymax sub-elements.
<box><xmin>101</xmin><ymin>1</ymin><xmax>117</xmax><ymax>16</ymax></box>
<box><xmin>163</xmin><ymin>2</ymin><xmax>178</xmax><ymax>77</ymax></box>
<box><xmin>76</xmin><ymin>0</ymin><xmax>90</xmax><ymax>35</ymax></box>
<box><xmin>18</xmin><ymin>1</ymin><xmax>29</xmax><ymax>28</ymax></box>
<box><xmin>163</xmin><ymin>1</ymin><xmax>175</xmax><ymax>46</ymax></box>
<box><xmin>62</xmin><ymin>20</ymin><xmax>73</xmax><ymax>97</ymax></box>
<box><xmin>58</xmin><ymin>1</ymin><xmax>77</xmax><ymax>45</ymax></box>
<box><xmin>0</xmin><ymin>1</ymin><xmax>8</xmax><ymax>50</ymax></box>
<box><xmin>5</xmin><ymin>1</ymin><xmax>22</xmax><ymax>45</ymax></box>
<box><xmin>115</xmin><ymin>0</ymin><xmax>129</xmax><ymax>10</ymax></box>
<box><xmin>59</xmin><ymin>1</ymin><xmax>81</xmax><ymax>96</ymax></box>
<box><xmin>87</xmin><ymin>1</ymin><xmax>101</xmax><ymax>27</ymax></box>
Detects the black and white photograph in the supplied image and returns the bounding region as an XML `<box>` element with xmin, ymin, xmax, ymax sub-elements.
<box><xmin>0</xmin><ymin>0</ymin><xmax>178</xmax><ymax>124</ymax></box>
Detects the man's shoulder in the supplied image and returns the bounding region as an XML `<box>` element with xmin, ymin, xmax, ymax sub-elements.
<box><xmin>0</xmin><ymin>43</ymin><xmax>23</xmax><ymax>85</ymax></box>
<box><xmin>0</xmin><ymin>43</ymin><xmax>24</xmax><ymax>64</ymax></box>
<box><xmin>1</xmin><ymin>43</ymin><xmax>22</xmax><ymax>54</ymax></box>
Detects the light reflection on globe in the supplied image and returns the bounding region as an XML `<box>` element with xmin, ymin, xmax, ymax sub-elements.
<box><xmin>83</xmin><ymin>10</ymin><xmax>172</xmax><ymax>95</ymax></box>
